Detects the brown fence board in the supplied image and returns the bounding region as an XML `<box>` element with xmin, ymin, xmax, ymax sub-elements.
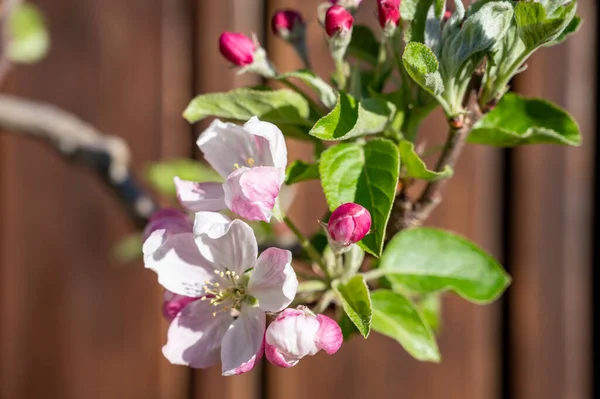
<box><xmin>509</xmin><ymin>1</ymin><xmax>595</xmax><ymax>397</ymax></box>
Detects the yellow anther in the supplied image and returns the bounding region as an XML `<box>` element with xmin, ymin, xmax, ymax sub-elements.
<box><xmin>200</xmin><ymin>297</ymin><xmax>207</xmax><ymax>301</ymax></box>
<box><xmin>213</xmin><ymin>270</ymin><xmax>220</xmax><ymax>275</ymax></box>
<box><xmin>214</xmin><ymin>282</ymin><xmax>220</xmax><ymax>287</ymax></box>
<box><xmin>233</xmin><ymin>163</ymin><xmax>240</xmax><ymax>169</ymax></box>
<box><xmin>246</xmin><ymin>157</ymin><xmax>255</xmax><ymax>167</ymax></box>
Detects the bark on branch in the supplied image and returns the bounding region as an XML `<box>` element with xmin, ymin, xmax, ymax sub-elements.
<box><xmin>0</xmin><ymin>94</ymin><xmax>158</xmax><ymax>228</ymax></box>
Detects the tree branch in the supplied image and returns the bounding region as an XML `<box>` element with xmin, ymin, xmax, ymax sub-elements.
<box><xmin>388</xmin><ymin>67</ymin><xmax>486</xmax><ymax>236</ymax></box>
<box><xmin>0</xmin><ymin>94</ymin><xmax>158</xmax><ymax>228</ymax></box>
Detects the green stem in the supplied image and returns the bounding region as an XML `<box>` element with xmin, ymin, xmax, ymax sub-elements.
<box><xmin>334</xmin><ymin>59</ymin><xmax>347</xmax><ymax>91</ymax></box>
<box><xmin>388</xmin><ymin>40</ymin><xmax>416</xmax><ymax>107</ymax></box>
<box><xmin>279</xmin><ymin>78</ymin><xmax>323</xmax><ymax>117</ymax></box>
<box><xmin>283</xmin><ymin>216</ymin><xmax>331</xmax><ymax>280</ymax></box>
<box><xmin>297</xmin><ymin>280</ymin><xmax>328</xmax><ymax>293</ymax></box>
<box><xmin>361</xmin><ymin>268</ymin><xmax>388</xmax><ymax>281</ymax></box>
<box><xmin>373</xmin><ymin>38</ymin><xmax>387</xmax><ymax>84</ymax></box>
<box><xmin>313</xmin><ymin>290</ymin><xmax>335</xmax><ymax>314</ymax></box>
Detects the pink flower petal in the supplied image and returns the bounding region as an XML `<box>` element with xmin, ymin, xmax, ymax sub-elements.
<box><xmin>143</xmin><ymin>229</ymin><xmax>214</xmax><ymax>297</ymax></box>
<box><xmin>223</xmin><ymin>166</ymin><xmax>284</xmax><ymax>222</ymax></box>
<box><xmin>143</xmin><ymin>208</ymin><xmax>192</xmax><ymax>242</ymax></box>
<box><xmin>196</xmin><ymin>119</ymin><xmax>274</xmax><ymax>177</ymax></box>
<box><xmin>193</xmin><ymin>212</ymin><xmax>258</xmax><ymax>275</ymax></box>
<box><xmin>315</xmin><ymin>314</ymin><xmax>343</xmax><ymax>355</ymax></box>
<box><xmin>162</xmin><ymin>290</ymin><xmax>200</xmax><ymax>321</ymax></box>
<box><xmin>162</xmin><ymin>299</ymin><xmax>232</xmax><ymax>368</ymax></box>
<box><xmin>221</xmin><ymin>304</ymin><xmax>266</xmax><ymax>376</ymax></box>
<box><xmin>265</xmin><ymin>341</ymin><xmax>298</xmax><ymax>368</ymax></box>
<box><xmin>173</xmin><ymin>178</ymin><xmax>226</xmax><ymax>212</ymax></box>
<box><xmin>248</xmin><ymin>248</ymin><xmax>297</xmax><ymax>312</ymax></box>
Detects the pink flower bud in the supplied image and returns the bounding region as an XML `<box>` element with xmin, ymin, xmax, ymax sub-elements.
<box><xmin>162</xmin><ymin>291</ymin><xmax>200</xmax><ymax>321</ymax></box>
<box><xmin>325</xmin><ymin>5</ymin><xmax>354</xmax><ymax>37</ymax></box>
<box><xmin>378</xmin><ymin>0</ymin><xmax>401</xmax><ymax>29</ymax></box>
<box><xmin>143</xmin><ymin>208</ymin><xmax>193</xmax><ymax>242</ymax></box>
<box><xmin>330</xmin><ymin>0</ymin><xmax>363</xmax><ymax>10</ymax></box>
<box><xmin>327</xmin><ymin>203</ymin><xmax>371</xmax><ymax>246</ymax></box>
<box><xmin>443</xmin><ymin>9</ymin><xmax>452</xmax><ymax>21</ymax></box>
<box><xmin>219</xmin><ymin>32</ymin><xmax>256</xmax><ymax>66</ymax></box>
<box><xmin>265</xmin><ymin>306</ymin><xmax>343</xmax><ymax>368</ymax></box>
<box><xmin>271</xmin><ymin>9</ymin><xmax>305</xmax><ymax>42</ymax></box>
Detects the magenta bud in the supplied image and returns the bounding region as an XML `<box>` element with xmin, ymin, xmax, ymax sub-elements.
<box><xmin>378</xmin><ymin>0</ymin><xmax>401</xmax><ymax>29</ymax></box>
<box><xmin>143</xmin><ymin>208</ymin><xmax>192</xmax><ymax>242</ymax></box>
<box><xmin>327</xmin><ymin>203</ymin><xmax>371</xmax><ymax>247</ymax></box>
<box><xmin>325</xmin><ymin>5</ymin><xmax>354</xmax><ymax>37</ymax></box>
<box><xmin>162</xmin><ymin>291</ymin><xmax>199</xmax><ymax>321</ymax></box>
<box><xmin>219</xmin><ymin>32</ymin><xmax>256</xmax><ymax>66</ymax></box>
<box><xmin>271</xmin><ymin>9</ymin><xmax>305</xmax><ymax>41</ymax></box>
<box><xmin>443</xmin><ymin>9</ymin><xmax>452</xmax><ymax>21</ymax></box>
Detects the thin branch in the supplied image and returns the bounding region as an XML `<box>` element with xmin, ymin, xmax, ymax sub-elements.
<box><xmin>0</xmin><ymin>94</ymin><xmax>158</xmax><ymax>228</ymax></box>
<box><xmin>388</xmin><ymin>66</ymin><xmax>486</xmax><ymax>236</ymax></box>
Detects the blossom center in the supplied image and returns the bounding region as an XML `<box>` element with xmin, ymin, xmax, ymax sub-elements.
<box><xmin>201</xmin><ymin>269</ymin><xmax>246</xmax><ymax>316</ymax></box>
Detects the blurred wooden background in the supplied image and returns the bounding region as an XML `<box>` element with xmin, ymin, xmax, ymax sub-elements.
<box><xmin>0</xmin><ymin>0</ymin><xmax>595</xmax><ymax>398</ymax></box>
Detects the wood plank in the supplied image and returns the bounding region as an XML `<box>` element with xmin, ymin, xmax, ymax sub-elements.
<box><xmin>0</xmin><ymin>0</ymin><xmax>164</xmax><ymax>398</ymax></box>
<box><xmin>508</xmin><ymin>2</ymin><xmax>595</xmax><ymax>398</ymax></box>
<box><xmin>264</xmin><ymin>1</ymin><xmax>503</xmax><ymax>398</ymax></box>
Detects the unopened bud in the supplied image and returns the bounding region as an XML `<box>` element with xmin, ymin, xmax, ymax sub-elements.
<box><xmin>143</xmin><ymin>208</ymin><xmax>192</xmax><ymax>242</ymax></box>
<box><xmin>271</xmin><ymin>9</ymin><xmax>305</xmax><ymax>42</ymax></box>
<box><xmin>219</xmin><ymin>32</ymin><xmax>256</xmax><ymax>66</ymax></box>
<box><xmin>162</xmin><ymin>291</ymin><xmax>199</xmax><ymax>321</ymax></box>
<box><xmin>325</xmin><ymin>203</ymin><xmax>371</xmax><ymax>253</ymax></box>
<box><xmin>325</xmin><ymin>5</ymin><xmax>354</xmax><ymax>38</ymax></box>
<box><xmin>378</xmin><ymin>0</ymin><xmax>400</xmax><ymax>37</ymax></box>
<box><xmin>443</xmin><ymin>9</ymin><xmax>452</xmax><ymax>21</ymax></box>
<box><xmin>331</xmin><ymin>0</ymin><xmax>363</xmax><ymax>12</ymax></box>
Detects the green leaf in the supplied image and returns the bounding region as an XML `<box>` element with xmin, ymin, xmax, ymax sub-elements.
<box><xmin>447</xmin><ymin>1</ymin><xmax>514</xmax><ymax>71</ymax></box>
<box><xmin>514</xmin><ymin>2</ymin><xmax>577</xmax><ymax>51</ymax></box>
<box><xmin>183</xmin><ymin>88</ymin><xmax>312</xmax><ymax>139</ymax></box>
<box><xmin>319</xmin><ymin>139</ymin><xmax>400</xmax><ymax>256</ymax></box>
<box><xmin>399</xmin><ymin>140</ymin><xmax>452</xmax><ymax>181</ymax></box>
<box><xmin>381</xmin><ymin>227</ymin><xmax>511</xmax><ymax>303</ymax></box>
<box><xmin>371</xmin><ymin>290</ymin><xmax>440</xmax><ymax>362</ymax></box>
<box><xmin>469</xmin><ymin>93</ymin><xmax>581</xmax><ymax>147</ymax></box>
<box><xmin>309</xmin><ymin>92</ymin><xmax>396</xmax><ymax>141</ymax></box>
<box><xmin>416</xmin><ymin>293</ymin><xmax>442</xmax><ymax>333</ymax></box>
<box><xmin>546</xmin><ymin>15</ymin><xmax>582</xmax><ymax>46</ymax></box>
<box><xmin>146</xmin><ymin>159</ymin><xmax>222</xmax><ymax>197</ymax></box>
<box><xmin>347</xmin><ymin>25</ymin><xmax>379</xmax><ymax>65</ymax></box>
<box><xmin>276</xmin><ymin>70</ymin><xmax>337</xmax><ymax>109</ymax></box>
<box><xmin>402</xmin><ymin>42</ymin><xmax>444</xmax><ymax>96</ymax></box>
<box><xmin>332</xmin><ymin>275</ymin><xmax>372</xmax><ymax>338</ymax></box>
<box><xmin>8</xmin><ymin>3</ymin><xmax>50</xmax><ymax>64</ymax></box>
<box><xmin>285</xmin><ymin>160</ymin><xmax>320</xmax><ymax>185</ymax></box>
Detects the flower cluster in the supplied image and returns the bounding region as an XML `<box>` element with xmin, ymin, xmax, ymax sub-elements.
<box><xmin>143</xmin><ymin>117</ymin><xmax>360</xmax><ymax>375</ymax></box>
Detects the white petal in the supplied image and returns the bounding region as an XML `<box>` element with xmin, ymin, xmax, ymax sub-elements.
<box><xmin>143</xmin><ymin>229</ymin><xmax>214</xmax><ymax>297</ymax></box>
<box><xmin>248</xmin><ymin>248</ymin><xmax>297</xmax><ymax>312</ymax></box>
<box><xmin>221</xmin><ymin>305</ymin><xmax>266</xmax><ymax>376</ymax></box>
<box><xmin>243</xmin><ymin>117</ymin><xmax>288</xmax><ymax>169</ymax></box>
<box><xmin>162</xmin><ymin>299</ymin><xmax>232</xmax><ymax>368</ymax></box>
<box><xmin>173</xmin><ymin>177</ymin><xmax>226</xmax><ymax>212</ymax></box>
<box><xmin>193</xmin><ymin>212</ymin><xmax>258</xmax><ymax>275</ymax></box>
<box><xmin>196</xmin><ymin>119</ymin><xmax>273</xmax><ymax>177</ymax></box>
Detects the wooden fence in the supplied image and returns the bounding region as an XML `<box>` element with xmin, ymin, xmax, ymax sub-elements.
<box><xmin>0</xmin><ymin>0</ymin><xmax>595</xmax><ymax>398</ymax></box>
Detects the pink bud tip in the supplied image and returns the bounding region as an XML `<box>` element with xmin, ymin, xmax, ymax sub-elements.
<box><xmin>327</xmin><ymin>203</ymin><xmax>371</xmax><ymax>245</ymax></box>
<box><xmin>219</xmin><ymin>32</ymin><xmax>256</xmax><ymax>66</ymax></box>
<box><xmin>271</xmin><ymin>9</ymin><xmax>304</xmax><ymax>38</ymax></box>
<box><xmin>443</xmin><ymin>10</ymin><xmax>452</xmax><ymax>21</ymax></box>
<box><xmin>378</xmin><ymin>0</ymin><xmax>401</xmax><ymax>28</ymax></box>
<box><xmin>325</xmin><ymin>5</ymin><xmax>354</xmax><ymax>37</ymax></box>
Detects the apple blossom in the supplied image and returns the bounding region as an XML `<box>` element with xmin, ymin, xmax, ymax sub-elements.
<box><xmin>143</xmin><ymin>211</ymin><xmax>298</xmax><ymax>375</ymax></box>
<box><xmin>377</xmin><ymin>0</ymin><xmax>400</xmax><ymax>36</ymax></box>
<box><xmin>265</xmin><ymin>306</ymin><xmax>343</xmax><ymax>368</ymax></box>
<box><xmin>174</xmin><ymin>116</ymin><xmax>287</xmax><ymax>222</ymax></box>
<box><xmin>324</xmin><ymin>5</ymin><xmax>353</xmax><ymax>38</ymax></box>
<box><xmin>271</xmin><ymin>9</ymin><xmax>305</xmax><ymax>42</ymax></box>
